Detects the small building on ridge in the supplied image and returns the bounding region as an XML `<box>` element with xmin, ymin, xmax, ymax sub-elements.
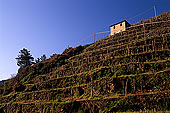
<box><xmin>110</xmin><ymin>20</ymin><xmax>131</xmax><ymax>35</ymax></box>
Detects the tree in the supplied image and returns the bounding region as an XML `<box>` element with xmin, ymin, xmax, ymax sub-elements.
<box><xmin>40</xmin><ymin>54</ymin><xmax>46</xmax><ymax>61</ymax></box>
<box><xmin>16</xmin><ymin>48</ymin><xmax>34</xmax><ymax>67</ymax></box>
<box><xmin>35</xmin><ymin>54</ymin><xmax>46</xmax><ymax>63</ymax></box>
<box><xmin>35</xmin><ymin>57</ymin><xmax>40</xmax><ymax>63</ymax></box>
<box><xmin>50</xmin><ymin>53</ymin><xmax>57</xmax><ymax>58</ymax></box>
<box><xmin>10</xmin><ymin>73</ymin><xmax>16</xmax><ymax>79</ymax></box>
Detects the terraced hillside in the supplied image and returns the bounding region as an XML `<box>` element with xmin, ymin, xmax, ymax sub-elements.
<box><xmin>0</xmin><ymin>12</ymin><xmax>170</xmax><ymax>112</ymax></box>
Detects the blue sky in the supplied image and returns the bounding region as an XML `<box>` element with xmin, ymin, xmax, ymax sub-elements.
<box><xmin>0</xmin><ymin>0</ymin><xmax>170</xmax><ymax>80</ymax></box>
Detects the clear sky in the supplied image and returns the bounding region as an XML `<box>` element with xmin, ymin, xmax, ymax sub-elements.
<box><xmin>0</xmin><ymin>0</ymin><xmax>170</xmax><ymax>80</ymax></box>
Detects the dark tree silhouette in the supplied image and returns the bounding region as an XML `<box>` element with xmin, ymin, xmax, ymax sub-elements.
<box><xmin>40</xmin><ymin>54</ymin><xmax>46</xmax><ymax>61</ymax></box>
<box><xmin>35</xmin><ymin>54</ymin><xmax>46</xmax><ymax>63</ymax></box>
<box><xmin>50</xmin><ymin>53</ymin><xmax>57</xmax><ymax>58</ymax></box>
<box><xmin>16</xmin><ymin>48</ymin><xmax>34</xmax><ymax>67</ymax></box>
<box><xmin>35</xmin><ymin>58</ymin><xmax>40</xmax><ymax>63</ymax></box>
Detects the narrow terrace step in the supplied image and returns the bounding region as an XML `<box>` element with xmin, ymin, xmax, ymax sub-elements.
<box><xmin>1</xmin><ymin>67</ymin><xmax>170</xmax><ymax>105</ymax></box>
<box><xmin>26</xmin><ymin>25</ymin><xmax>170</xmax><ymax>83</ymax></box>
<box><xmin>84</xmin><ymin>21</ymin><xmax>170</xmax><ymax>52</ymax></box>
<box><xmin>68</xmin><ymin>31</ymin><xmax>170</xmax><ymax>65</ymax></box>
<box><xmin>0</xmin><ymin>90</ymin><xmax>170</xmax><ymax>113</ymax></box>
<box><xmin>25</xmin><ymin>56</ymin><xmax>170</xmax><ymax>90</ymax></box>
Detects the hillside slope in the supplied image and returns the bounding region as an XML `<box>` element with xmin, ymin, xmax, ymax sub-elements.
<box><xmin>0</xmin><ymin>80</ymin><xmax>5</xmax><ymax>86</ymax></box>
<box><xmin>0</xmin><ymin>11</ymin><xmax>170</xmax><ymax>113</ymax></box>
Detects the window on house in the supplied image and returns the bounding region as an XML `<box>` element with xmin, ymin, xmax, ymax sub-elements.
<box><xmin>113</xmin><ymin>26</ymin><xmax>115</xmax><ymax>29</ymax></box>
<box><xmin>120</xmin><ymin>23</ymin><xmax>122</xmax><ymax>26</ymax></box>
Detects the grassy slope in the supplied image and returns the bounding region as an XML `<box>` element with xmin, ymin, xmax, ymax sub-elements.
<box><xmin>0</xmin><ymin>11</ymin><xmax>170</xmax><ymax>113</ymax></box>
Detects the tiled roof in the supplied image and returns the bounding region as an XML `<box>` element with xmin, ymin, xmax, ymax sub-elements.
<box><xmin>110</xmin><ymin>20</ymin><xmax>130</xmax><ymax>27</ymax></box>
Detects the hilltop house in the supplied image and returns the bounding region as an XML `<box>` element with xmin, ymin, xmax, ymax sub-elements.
<box><xmin>110</xmin><ymin>20</ymin><xmax>131</xmax><ymax>35</ymax></box>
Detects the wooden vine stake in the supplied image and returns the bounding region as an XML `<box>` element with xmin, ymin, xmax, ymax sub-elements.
<box><xmin>107</xmin><ymin>48</ymin><xmax>109</xmax><ymax>58</ymax></box>
<box><xmin>62</xmin><ymin>65</ymin><xmax>64</xmax><ymax>77</ymax></box>
<box><xmin>162</xmin><ymin>37</ymin><xmax>164</xmax><ymax>50</ymax></box>
<box><xmin>125</xmin><ymin>79</ymin><xmax>128</xmax><ymax>96</ymax></box>
<box><xmin>143</xmin><ymin>22</ymin><xmax>146</xmax><ymax>45</ymax></box>
<box><xmin>136</xmin><ymin>28</ymin><xmax>138</xmax><ymax>39</ymax></box>
<box><xmin>154</xmin><ymin>5</ymin><xmax>157</xmax><ymax>20</ymax></box>
<box><xmin>94</xmin><ymin>33</ymin><xmax>96</xmax><ymax>43</ymax></box>
<box><xmin>91</xmin><ymin>76</ymin><xmax>93</xmax><ymax>97</ymax></box>
<box><xmin>87</xmin><ymin>54</ymin><xmax>89</xmax><ymax>64</ymax></box>
<box><xmin>133</xmin><ymin>78</ymin><xmax>136</xmax><ymax>93</ymax></box>
<box><xmin>152</xmin><ymin>39</ymin><xmax>155</xmax><ymax>51</ymax></box>
<box><xmin>71</xmin><ymin>87</ymin><xmax>73</xmax><ymax>100</ymax></box>
<box><xmin>127</xmin><ymin>45</ymin><xmax>130</xmax><ymax>56</ymax></box>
